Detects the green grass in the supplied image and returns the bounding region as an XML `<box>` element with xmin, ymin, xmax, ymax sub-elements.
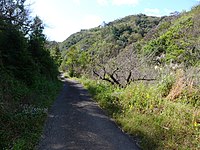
<box><xmin>77</xmin><ymin>76</ymin><xmax>200</xmax><ymax>150</ymax></box>
<box><xmin>0</xmin><ymin>71</ymin><xmax>62</xmax><ymax>150</ymax></box>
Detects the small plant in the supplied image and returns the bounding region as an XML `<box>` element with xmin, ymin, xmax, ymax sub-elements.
<box><xmin>0</xmin><ymin>72</ymin><xmax>62</xmax><ymax>150</ymax></box>
<box><xmin>78</xmin><ymin>76</ymin><xmax>200</xmax><ymax>150</ymax></box>
<box><xmin>166</xmin><ymin>69</ymin><xmax>185</xmax><ymax>100</ymax></box>
<box><xmin>158</xmin><ymin>74</ymin><xmax>175</xmax><ymax>97</ymax></box>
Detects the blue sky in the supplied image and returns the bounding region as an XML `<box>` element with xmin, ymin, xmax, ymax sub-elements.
<box><xmin>26</xmin><ymin>0</ymin><xmax>200</xmax><ymax>42</ymax></box>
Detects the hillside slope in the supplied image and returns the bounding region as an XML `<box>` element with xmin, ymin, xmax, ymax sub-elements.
<box><xmin>0</xmin><ymin>1</ymin><xmax>62</xmax><ymax>149</ymax></box>
<box><xmin>59</xmin><ymin>5</ymin><xmax>200</xmax><ymax>149</ymax></box>
<box><xmin>60</xmin><ymin>5</ymin><xmax>200</xmax><ymax>87</ymax></box>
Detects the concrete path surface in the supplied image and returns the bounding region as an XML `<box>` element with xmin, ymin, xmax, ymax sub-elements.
<box><xmin>37</xmin><ymin>79</ymin><xmax>140</xmax><ymax>150</ymax></box>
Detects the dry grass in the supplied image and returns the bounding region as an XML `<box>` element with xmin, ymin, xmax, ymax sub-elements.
<box><xmin>166</xmin><ymin>69</ymin><xmax>199</xmax><ymax>102</ymax></box>
<box><xmin>78</xmin><ymin>74</ymin><xmax>200</xmax><ymax>149</ymax></box>
<box><xmin>166</xmin><ymin>69</ymin><xmax>185</xmax><ymax>100</ymax></box>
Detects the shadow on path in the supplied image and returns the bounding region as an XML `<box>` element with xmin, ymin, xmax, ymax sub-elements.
<box><xmin>37</xmin><ymin>79</ymin><xmax>140</xmax><ymax>150</ymax></box>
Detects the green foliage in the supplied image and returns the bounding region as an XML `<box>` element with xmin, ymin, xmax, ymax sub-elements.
<box><xmin>158</xmin><ymin>74</ymin><xmax>175</xmax><ymax>97</ymax></box>
<box><xmin>65</xmin><ymin>46</ymin><xmax>80</xmax><ymax>77</ymax></box>
<box><xmin>63</xmin><ymin>6</ymin><xmax>200</xmax><ymax>149</ymax></box>
<box><xmin>0</xmin><ymin>0</ymin><xmax>31</xmax><ymax>34</ymax></box>
<box><xmin>64</xmin><ymin>4</ymin><xmax>200</xmax><ymax>150</ymax></box>
<box><xmin>61</xmin><ymin>46</ymin><xmax>90</xmax><ymax>77</ymax></box>
<box><xmin>0</xmin><ymin>1</ymin><xmax>62</xmax><ymax>149</ymax></box>
<box><xmin>0</xmin><ymin>26</ymin><xmax>34</xmax><ymax>84</ymax></box>
<box><xmin>60</xmin><ymin>5</ymin><xmax>200</xmax><ymax>81</ymax></box>
<box><xmin>28</xmin><ymin>16</ymin><xmax>58</xmax><ymax>80</ymax></box>
<box><xmin>78</xmin><ymin>78</ymin><xmax>122</xmax><ymax>115</ymax></box>
<box><xmin>49</xmin><ymin>45</ymin><xmax>62</xmax><ymax>66</ymax></box>
<box><xmin>60</xmin><ymin>14</ymin><xmax>161</xmax><ymax>75</ymax></box>
<box><xmin>78</xmin><ymin>77</ymin><xmax>200</xmax><ymax>150</ymax></box>
<box><xmin>143</xmin><ymin>11</ymin><xmax>200</xmax><ymax>66</ymax></box>
<box><xmin>0</xmin><ymin>69</ymin><xmax>61</xmax><ymax>150</ymax></box>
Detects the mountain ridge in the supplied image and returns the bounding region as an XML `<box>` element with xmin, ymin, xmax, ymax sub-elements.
<box><xmin>57</xmin><ymin>4</ymin><xmax>199</xmax><ymax>87</ymax></box>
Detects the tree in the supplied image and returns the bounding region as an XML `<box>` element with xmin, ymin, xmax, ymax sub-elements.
<box><xmin>49</xmin><ymin>44</ymin><xmax>62</xmax><ymax>66</ymax></box>
<box><xmin>28</xmin><ymin>16</ymin><xmax>57</xmax><ymax>79</ymax></box>
<box><xmin>65</xmin><ymin>46</ymin><xmax>80</xmax><ymax>77</ymax></box>
<box><xmin>0</xmin><ymin>0</ymin><xmax>37</xmax><ymax>85</ymax></box>
<box><xmin>0</xmin><ymin>0</ymin><xmax>31</xmax><ymax>34</ymax></box>
<box><xmin>28</xmin><ymin>16</ymin><xmax>46</xmax><ymax>61</ymax></box>
<box><xmin>0</xmin><ymin>24</ymin><xmax>33</xmax><ymax>82</ymax></box>
<box><xmin>93</xmin><ymin>45</ymin><xmax>157</xmax><ymax>87</ymax></box>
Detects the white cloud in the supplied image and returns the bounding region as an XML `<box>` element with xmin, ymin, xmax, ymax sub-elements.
<box><xmin>144</xmin><ymin>8</ymin><xmax>161</xmax><ymax>16</ymax></box>
<box><xmin>44</xmin><ymin>22</ymin><xmax>80</xmax><ymax>42</ymax></box>
<box><xmin>97</xmin><ymin>0</ymin><xmax>109</xmax><ymax>6</ymax></box>
<box><xmin>46</xmin><ymin>15</ymin><xmax>102</xmax><ymax>41</ymax></box>
<box><xmin>164</xmin><ymin>8</ymin><xmax>173</xmax><ymax>15</ymax></box>
<box><xmin>112</xmin><ymin>0</ymin><xmax>139</xmax><ymax>6</ymax></box>
<box><xmin>72</xmin><ymin>0</ymin><xmax>81</xmax><ymax>5</ymax></box>
<box><xmin>81</xmin><ymin>15</ymin><xmax>102</xmax><ymax>29</ymax></box>
<box><xmin>27</xmin><ymin>0</ymin><xmax>80</xmax><ymax>42</ymax></box>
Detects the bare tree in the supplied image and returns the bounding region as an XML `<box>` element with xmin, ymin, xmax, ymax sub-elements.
<box><xmin>92</xmin><ymin>44</ymin><xmax>157</xmax><ymax>87</ymax></box>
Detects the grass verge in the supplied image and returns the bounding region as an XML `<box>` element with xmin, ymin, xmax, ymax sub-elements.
<box><xmin>77</xmin><ymin>76</ymin><xmax>200</xmax><ymax>150</ymax></box>
<box><xmin>0</xmin><ymin>71</ymin><xmax>62</xmax><ymax>150</ymax></box>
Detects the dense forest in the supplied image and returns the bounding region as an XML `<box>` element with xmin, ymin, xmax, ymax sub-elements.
<box><xmin>0</xmin><ymin>0</ymin><xmax>61</xmax><ymax>149</ymax></box>
<box><xmin>59</xmin><ymin>4</ymin><xmax>200</xmax><ymax>150</ymax></box>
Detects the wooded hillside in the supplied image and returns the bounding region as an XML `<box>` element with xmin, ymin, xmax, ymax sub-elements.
<box><xmin>60</xmin><ymin>4</ymin><xmax>200</xmax><ymax>149</ymax></box>
<box><xmin>60</xmin><ymin>5</ymin><xmax>200</xmax><ymax>87</ymax></box>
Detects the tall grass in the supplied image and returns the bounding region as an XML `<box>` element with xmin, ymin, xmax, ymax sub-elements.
<box><xmin>0</xmin><ymin>70</ymin><xmax>62</xmax><ymax>150</ymax></box>
<box><xmin>78</xmin><ymin>72</ymin><xmax>200</xmax><ymax>150</ymax></box>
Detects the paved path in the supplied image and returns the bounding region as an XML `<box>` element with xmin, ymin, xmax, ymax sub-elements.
<box><xmin>37</xmin><ymin>79</ymin><xmax>139</xmax><ymax>150</ymax></box>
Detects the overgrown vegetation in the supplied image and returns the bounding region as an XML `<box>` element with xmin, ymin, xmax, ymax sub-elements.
<box><xmin>60</xmin><ymin>4</ymin><xmax>200</xmax><ymax>150</ymax></box>
<box><xmin>0</xmin><ymin>71</ymin><xmax>61</xmax><ymax>149</ymax></box>
<box><xmin>0</xmin><ymin>0</ymin><xmax>61</xmax><ymax>149</ymax></box>
<box><xmin>78</xmin><ymin>71</ymin><xmax>200</xmax><ymax>149</ymax></box>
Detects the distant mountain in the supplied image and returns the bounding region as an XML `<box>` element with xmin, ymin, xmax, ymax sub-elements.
<box><xmin>59</xmin><ymin>4</ymin><xmax>200</xmax><ymax>86</ymax></box>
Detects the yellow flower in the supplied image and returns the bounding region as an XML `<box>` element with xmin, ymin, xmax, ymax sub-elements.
<box><xmin>194</xmin><ymin>121</ymin><xmax>197</xmax><ymax>127</ymax></box>
<box><xmin>150</xmin><ymin>104</ymin><xmax>153</xmax><ymax>109</ymax></box>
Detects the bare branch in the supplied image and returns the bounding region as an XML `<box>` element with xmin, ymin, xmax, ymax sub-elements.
<box><xmin>93</xmin><ymin>69</ymin><xmax>115</xmax><ymax>85</ymax></box>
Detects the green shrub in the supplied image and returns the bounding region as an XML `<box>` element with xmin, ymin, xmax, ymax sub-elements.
<box><xmin>78</xmin><ymin>77</ymin><xmax>200</xmax><ymax>150</ymax></box>
<box><xmin>158</xmin><ymin>74</ymin><xmax>175</xmax><ymax>97</ymax></box>
<box><xmin>0</xmin><ymin>70</ymin><xmax>62</xmax><ymax>149</ymax></box>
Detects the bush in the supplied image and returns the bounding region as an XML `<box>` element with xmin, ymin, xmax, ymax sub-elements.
<box><xmin>0</xmin><ymin>70</ymin><xmax>62</xmax><ymax>149</ymax></box>
<box><xmin>78</xmin><ymin>76</ymin><xmax>200</xmax><ymax>150</ymax></box>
